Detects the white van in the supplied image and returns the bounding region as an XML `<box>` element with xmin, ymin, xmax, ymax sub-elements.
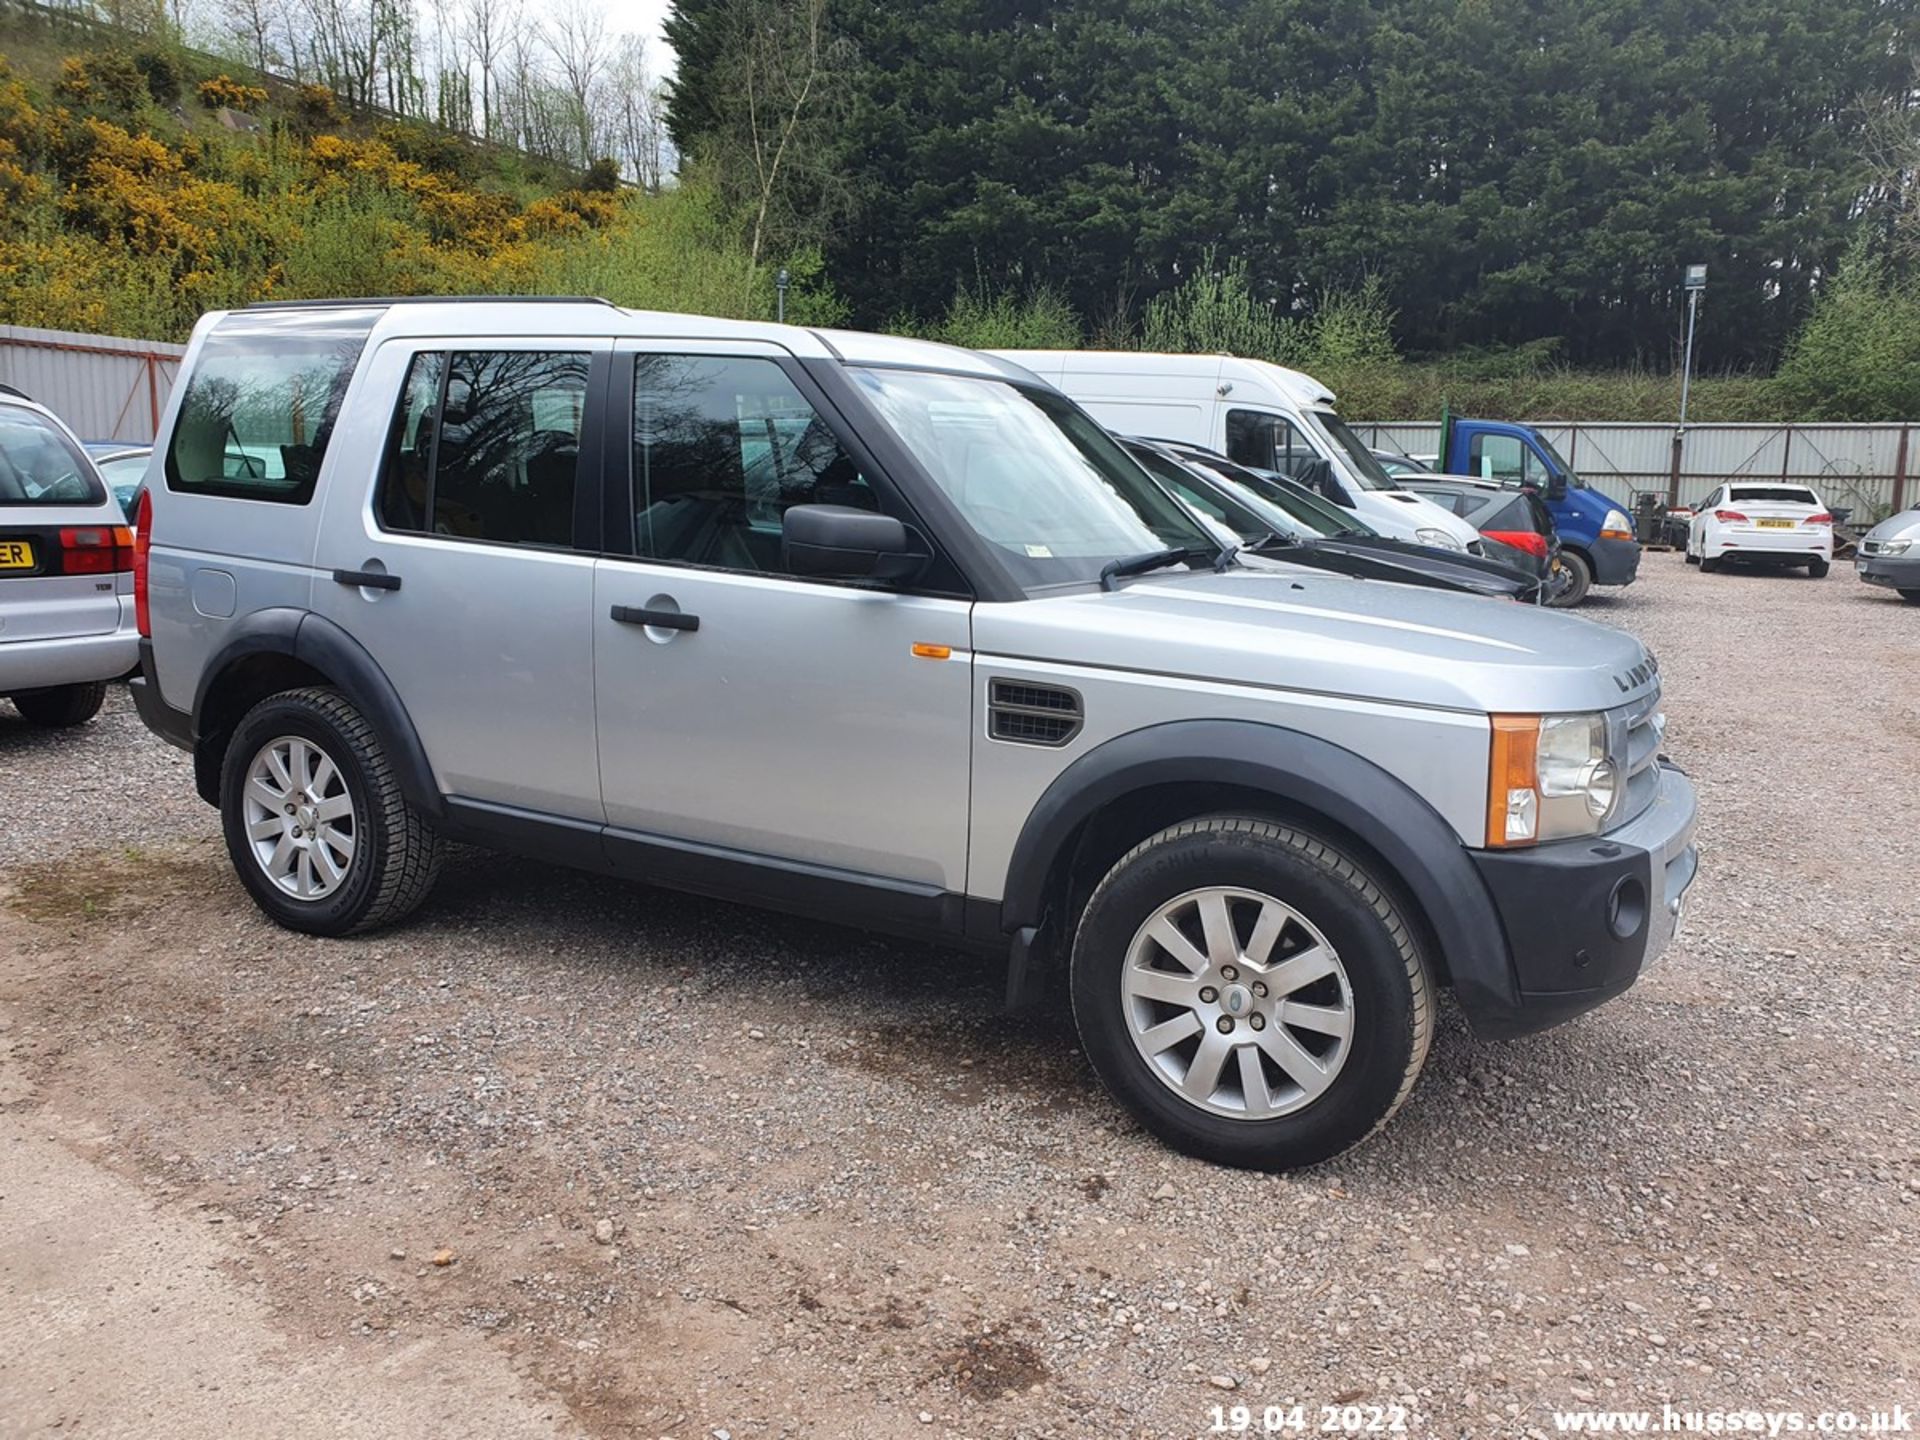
<box><xmin>994</xmin><ymin>351</ymin><xmax>1485</xmax><ymax>553</ymax></box>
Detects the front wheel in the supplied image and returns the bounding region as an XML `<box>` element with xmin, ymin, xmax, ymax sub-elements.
<box><xmin>1901</xmin><ymin>589</ymin><xmax>1920</xmax><ymax>605</ymax></box>
<box><xmin>9</xmin><ymin>681</ymin><xmax>108</xmax><ymax>728</ymax></box>
<box><xmin>1548</xmin><ymin>550</ymin><xmax>1592</xmax><ymax>607</ymax></box>
<box><xmin>220</xmin><ymin>686</ymin><xmax>442</xmax><ymax>937</ymax></box>
<box><xmin>1807</xmin><ymin>558</ymin><xmax>1830</xmax><ymax>578</ymax></box>
<box><xmin>1070</xmin><ymin>817</ymin><xmax>1433</xmax><ymax>1170</ymax></box>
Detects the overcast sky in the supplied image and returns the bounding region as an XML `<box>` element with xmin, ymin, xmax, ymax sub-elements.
<box><xmin>597</xmin><ymin>0</ymin><xmax>678</xmax><ymax>77</ymax></box>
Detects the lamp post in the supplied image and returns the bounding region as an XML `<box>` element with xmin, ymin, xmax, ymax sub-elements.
<box><xmin>776</xmin><ymin>266</ymin><xmax>790</xmax><ymax>324</ymax></box>
<box><xmin>1669</xmin><ymin>263</ymin><xmax>1707</xmax><ymax>504</ymax></box>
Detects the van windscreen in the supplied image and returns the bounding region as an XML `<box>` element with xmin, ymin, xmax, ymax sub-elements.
<box><xmin>165</xmin><ymin>309</ymin><xmax>378</xmax><ymax>504</ymax></box>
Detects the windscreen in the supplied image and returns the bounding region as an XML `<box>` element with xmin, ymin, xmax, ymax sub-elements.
<box><xmin>849</xmin><ymin>368</ymin><xmax>1215</xmax><ymax>589</ymax></box>
<box><xmin>1729</xmin><ymin>486</ymin><xmax>1821</xmax><ymax>506</ymax></box>
<box><xmin>1309</xmin><ymin>412</ymin><xmax>1397</xmax><ymax>491</ymax></box>
<box><xmin>0</xmin><ymin>406</ymin><xmax>105</xmax><ymax>506</ymax></box>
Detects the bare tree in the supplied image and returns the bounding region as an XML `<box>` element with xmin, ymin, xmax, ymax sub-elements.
<box><xmin>543</xmin><ymin>0</ymin><xmax>608</xmax><ymax>164</ymax></box>
<box><xmin>460</xmin><ymin>0</ymin><xmax>519</xmax><ymax>139</ymax></box>
<box><xmin>229</xmin><ymin>0</ymin><xmax>285</xmax><ymax>73</ymax></box>
<box><xmin>705</xmin><ymin>0</ymin><xmax>854</xmax><ymax>294</ymax></box>
<box><xmin>603</xmin><ymin>34</ymin><xmax>670</xmax><ymax>190</ymax></box>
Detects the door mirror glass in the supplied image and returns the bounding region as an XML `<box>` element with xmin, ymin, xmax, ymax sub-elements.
<box><xmin>783</xmin><ymin>504</ymin><xmax>925</xmax><ymax>583</ymax></box>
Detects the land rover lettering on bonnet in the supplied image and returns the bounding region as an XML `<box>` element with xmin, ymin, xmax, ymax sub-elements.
<box><xmin>129</xmin><ymin>299</ymin><xmax>1700</xmax><ymax>1170</ymax></box>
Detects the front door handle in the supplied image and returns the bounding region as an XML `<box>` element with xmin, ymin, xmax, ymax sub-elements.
<box><xmin>333</xmin><ymin>568</ymin><xmax>401</xmax><ymax>591</ymax></box>
<box><xmin>610</xmin><ymin>604</ymin><xmax>698</xmax><ymax>632</ymax></box>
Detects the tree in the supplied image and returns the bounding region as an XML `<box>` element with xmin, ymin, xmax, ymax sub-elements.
<box><xmin>543</xmin><ymin>0</ymin><xmax>607</xmax><ymax>165</ymax></box>
<box><xmin>666</xmin><ymin>0</ymin><xmax>855</xmax><ymax>299</ymax></box>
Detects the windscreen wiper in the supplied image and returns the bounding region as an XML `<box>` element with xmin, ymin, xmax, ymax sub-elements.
<box><xmin>1099</xmin><ymin>546</ymin><xmax>1197</xmax><ymax>590</ymax></box>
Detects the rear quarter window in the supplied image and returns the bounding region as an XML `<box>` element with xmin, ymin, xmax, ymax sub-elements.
<box><xmin>0</xmin><ymin>407</ymin><xmax>105</xmax><ymax>507</ymax></box>
<box><xmin>165</xmin><ymin>309</ymin><xmax>377</xmax><ymax>504</ymax></box>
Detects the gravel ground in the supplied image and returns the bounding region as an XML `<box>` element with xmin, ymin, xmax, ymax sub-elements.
<box><xmin>2</xmin><ymin>556</ymin><xmax>1916</xmax><ymax>1439</ymax></box>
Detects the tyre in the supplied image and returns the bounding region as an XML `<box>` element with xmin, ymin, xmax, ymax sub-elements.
<box><xmin>9</xmin><ymin>680</ymin><xmax>108</xmax><ymax>728</ymax></box>
<box><xmin>1070</xmin><ymin>817</ymin><xmax>1433</xmax><ymax>1170</ymax></box>
<box><xmin>1699</xmin><ymin>554</ymin><xmax>1722</xmax><ymax>574</ymax></box>
<box><xmin>1548</xmin><ymin>550</ymin><xmax>1592</xmax><ymax>607</ymax></box>
<box><xmin>1901</xmin><ymin>589</ymin><xmax>1920</xmax><ymax>605</ymax></box>
<box><xmin>1807</xmin><ymin>558</ymin><xmax>1830</xmax><ymax>578</ymax></box>
<box><xmin>1684</xmin><ymin>548</ymin><xmax>1700</xmax><ymax>566</ymax></box>
<box><xmin>220</xmin><ymin>686</ymin><xmax>442</xmax><ymax>937</ymax></box>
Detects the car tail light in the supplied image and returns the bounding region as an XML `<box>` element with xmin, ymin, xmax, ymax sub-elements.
<box><xmin>1485</xmin><ymin>529</ymin><xmax>1548</xmax><ymax>558</ymax></box>
<box><xmin>1804</xmin><ymin>512</ymin><xmax>1832</xmax><ymax>526</ymax></box>
<box><xmin>1713</xmin><ymin>509</ymin><xmax>1748</xmax><ymax>523</ymax></box>
<box><xmin>133</xmin><ymin>488</ymin><xmax>152</xmax><ymax>637</ymax></box>
<box><xmin>59</xmin><ymin>524</ymin><xmax>135</xmax><ymax>575</ymax></box>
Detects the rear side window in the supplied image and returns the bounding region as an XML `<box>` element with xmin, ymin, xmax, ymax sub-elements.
<box><xmin>165</xmin><ymin>309</ymin><xmax>376</xmax><ymax>504</ymax></box>
<box><xmin>0</xmin><ymin>407</ymin><xmax>105</xmax><ymax>506</ymax></box>
<box><xmin>378</xmin><ymin>350</ymin><xmax>590</xmax><ymax>548</ymax></box>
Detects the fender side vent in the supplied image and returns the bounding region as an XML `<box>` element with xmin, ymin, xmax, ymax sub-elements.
<box><xmin>989</xmin><ymin>680</ymin><xmax>1082</xmax><ymax>747</ymax></box>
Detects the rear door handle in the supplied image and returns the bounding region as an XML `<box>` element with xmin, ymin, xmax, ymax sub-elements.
<box><xmin>610</xmin><ymin>604</ymin><xmax>698</xmax><ymax>632</ymax></box>
<box><xmin>333</xmin><ymin>568</ymin><xmax>401</xmax><ymax>591</ymax></box>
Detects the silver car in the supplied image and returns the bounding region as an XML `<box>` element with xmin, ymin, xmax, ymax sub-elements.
<box><xmin>1856</xmin><ymin>504</ymin><xmax>1920</xmax><ymax>603</ymax></box>
<box><xmin>0</xmin><ymin>395</ymin><xmax>140</xmax><ymax>727</ymax></box>
<box><xmin>130</xmin><ymin>300</ymin><xmax>1699</xmax><ymax>1170</ymax></box>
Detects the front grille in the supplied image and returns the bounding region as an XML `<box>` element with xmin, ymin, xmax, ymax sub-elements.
<box><xmin>989</xmin><ymin>679</ymin><xmax>1083</xmax><ymax>747</ymax></box>
<box><xmin>1616</xmin><ymin>683</ymin><xmax>1665</xmax><ymax>823</ymax></box>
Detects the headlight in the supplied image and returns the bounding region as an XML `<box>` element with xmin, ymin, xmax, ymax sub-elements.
<box><xmin>1486</xmin><ymin>712</ymin><xmax>1621</xmax><ymax>847</ymax></box>
<box><xmin>1880</xmin><ymin>538</ymin><xmax>1913</xmax><ymax>556</ymax></box>
<box><xmin>1600</xmin><ymin>507</ymin><xmax>1634</xmax><ymax>540</ymax></box>
<box><xmin>1415</xmin><ymin>527</ymin><xmax>1465</xmax><ymax>550</ymax></box>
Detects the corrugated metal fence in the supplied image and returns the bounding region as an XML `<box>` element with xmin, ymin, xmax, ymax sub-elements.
<box><xmin>1356</xmin><ymin>421</ymin><xmax>1915</xmax><ymax>520</ymax></box>
<box><xmin>0</xmin><ymin>325</ymin><xmax>186</xmax><ymax>444</ymax></box>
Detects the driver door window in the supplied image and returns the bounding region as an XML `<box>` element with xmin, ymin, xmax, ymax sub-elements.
<box><xmin>1469</xmin><ymin>434</ymin><xmax>1544</xmax><ymax>486</ymax></box>
<box><xmin>1226</xmin><ymin>410</ymin><xmax>1319</xmax><ymax>479</ymax></box>
<box><xmin>633</xmin><ymin>354</ymin><xmax>874</xmax><ymax>574</ymax></box>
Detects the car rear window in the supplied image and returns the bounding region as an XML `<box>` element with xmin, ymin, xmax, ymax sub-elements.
<box><xmin>0</xmin><ymin>406</ymin><xmax>106</xmax><ymax>506</ymax></box>
<box><xmin>165</xmin><ymin>308</ymin><xmax>378</xmax><ymax>504</ymax></box>
<box><xmin>1728</xmin><ymin>486</ymin><xmax>1819</xmax><ymax>506</ymax></box>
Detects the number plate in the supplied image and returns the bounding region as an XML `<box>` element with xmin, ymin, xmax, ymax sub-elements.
<box><xmin>1756</xmin><ymin>517</ymin><xmax>1794</xmax><ymax>529</ymax></box>
<box><xmin>0</xmin><ymin>539</ymin><xmax>35</xmax><ymax>569</ymax></box>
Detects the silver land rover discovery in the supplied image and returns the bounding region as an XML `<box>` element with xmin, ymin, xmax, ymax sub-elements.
<box><xmin>130</xmin><ymin>299</ymin><xmax>1699</xmax><ymax>1169</ymax></box>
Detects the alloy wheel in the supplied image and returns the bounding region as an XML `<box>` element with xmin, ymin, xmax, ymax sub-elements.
<box><xmin>241</xmin><ymin>734</ymin><xmax>357</xmax><ymax>901</ymax></box>
<box><xmin>1121</xmin><ymin>886</ymin><xmax>1355</xmax><ymax>1120</ymax></box>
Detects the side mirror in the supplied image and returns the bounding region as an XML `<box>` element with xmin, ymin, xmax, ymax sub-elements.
<box><xmin>783</xmin><ymin>504</ymin><xmax>926</xmax><ymax>583</ymax></box>
<box><xmin>1294</xmin><ymin>457</ymin><xmax>1350</xmax><ymax>507</ymax></box>
<box><xmin>1545</xmin><ymin>472</ymin><xmax>1568</xmax><ymax>502</ymax></box>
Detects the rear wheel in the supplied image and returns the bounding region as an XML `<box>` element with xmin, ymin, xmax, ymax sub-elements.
<box><xmin>9</xmin><ymin>681</ymin><xmax>108</xmax><ymax>728</ymax></box>
<box><xmin>1548</xmin><ymin>550</ymin><xmax>1592</xmax><ymax>607</ymax></box>
<box><xmin>1699</xmin><ymin>553</ymin><xmax>1723</xmax><ymax>574</ymax></box>
<box><xmin>220</xmin><ymin>686</ymin><xmax>442</xmax><ymax>937</ymax></box>
<box><xmin>1807</xmin><ymin>558</ymin><xmax>1830</xmax><ymax>578</ymax></box>
<box><xmin>1070</xmin><ymin>817</ymin><xmax>1433</xmax><ymax>1170</ymax></box>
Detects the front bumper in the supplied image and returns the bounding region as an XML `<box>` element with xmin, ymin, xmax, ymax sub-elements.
<box><xmin>1460</xmin><ymin>761</ymin><xmax>1699</xmax><ymax>1039</ymax></box>
<box><xmin>1857</xmin><ymin>553</ymin><xmax>1920</xmax><ymax>591</ymax></box>
<box><xmin>1587</xmin><ymin>534</ymin><xmax>1641</xmax><ymax>587</ymax></box>
<box><xmin>0</xmin><ymin>624</ymin><xmax>139</xmax><ymax>692</ymax></box>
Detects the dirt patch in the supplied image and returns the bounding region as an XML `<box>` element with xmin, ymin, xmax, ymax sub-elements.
<box><xmin>938</xmin><ymin>1324</ymin><xmax>1051</xmax><ymax>1400</ymax></box>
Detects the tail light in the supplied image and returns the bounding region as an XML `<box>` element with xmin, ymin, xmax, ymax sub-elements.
<box><xmin>58</xmin><ymin>524</ymin><xmax>135</xmax><ymax>575</ymax></box>
<box><xmin>1485</xmin><ymin>529</ymin><xmax>1548</xmax><ymax>558</ymax></box>
<box><xmin>133</xmin><ymin>488</ymin><xmax>152</xmax><ymax>637</ymax></box>
<box><xmin>1804</xmin><ymin>512</ymin><xmax>1832</xmax><ymax>526</ymax></box>
<box><xmin>1713</xmin><ymin>509</ymin><xmax>1748</xmax><ymax>523</ymax></box>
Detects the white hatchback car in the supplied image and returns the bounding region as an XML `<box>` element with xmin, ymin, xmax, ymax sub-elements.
<box><xmin>1685</xmin><ymin>483</ymin><xmax>1833</xmax><ymax>577</ymax></box>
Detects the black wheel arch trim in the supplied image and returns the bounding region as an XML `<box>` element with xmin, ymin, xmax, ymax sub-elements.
<box><xmin>996</xmin><ymin>718</ymin><xmax>1522</xmax><ymax>1024</ymax></box>
<box><xmin>189</xmin><ymin>608</ymin><xmax>443</xmax><ymax>818</ymax></box>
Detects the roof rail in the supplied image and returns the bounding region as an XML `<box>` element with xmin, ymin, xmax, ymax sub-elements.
<box><xmin>240</xmin><ymin>295</ymin><xmax>618</xmax><ymax>311</ymax></box>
